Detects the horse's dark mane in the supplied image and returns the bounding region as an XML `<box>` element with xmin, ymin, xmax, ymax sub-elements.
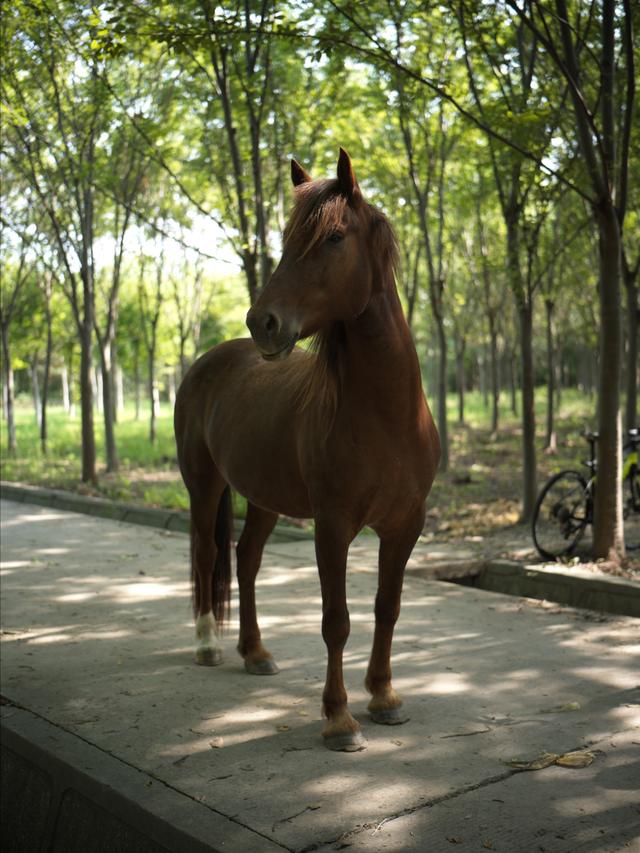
<box><xmin>286</xmin><ymin>179</ymin><xmax>400</xmax><ymax>422</ymax></box>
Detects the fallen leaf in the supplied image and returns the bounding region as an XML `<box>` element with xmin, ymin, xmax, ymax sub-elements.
<box><xmin>209</xmin><ymin>737</ymin><xmax>223</xmax><ymax>749</ymax></box>
<box><xmin>391</xmin><ymin>739</ymin><xmax>403</xmax><ymax>746</ymax></box>
<box><xmin>483</xmin><ymin>841</ymin><xmax>494</xmax><ymax>849</ymax></box>
<box><xmin>555</xmin><ymin>750</ymin><xmax>596</xmax><ymax>768</ymax></box>
<box><xmin>446</xmin><ymin>837</ymin><xmax>462</xmax><ymax>844</ymax></box>
<box><xmin>506</xmin><ymin>749</ymin><xmax>597</xmax><ymax>771</ymax></box>
<box><xmin>276</xmin><ymin>724</ymin><xmax>291</xmax><ymax>732</ymax></box>
<box><xmin>539</xmin><ymin>701</ymin><xmax>581</xmax><ymax>714</ymax></box>
<box><xmin>506</xmin><ymin>752</ymin><xmax>558</xmax><ymax>771</ymax></box>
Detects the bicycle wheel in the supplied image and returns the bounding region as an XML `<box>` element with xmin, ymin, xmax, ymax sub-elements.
<box><xmin>532</xmin><ymin>470</ymin><xmax>590</xmax><ymax>560</ymax></box>
<box><xmin>624</xmin><ymin>468</ymin><xmax>640</xmax><ymax>551</ymax></box>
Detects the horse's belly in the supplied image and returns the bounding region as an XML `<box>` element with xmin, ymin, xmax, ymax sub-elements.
<box><xmin>225</xmin><ymin>463</ymin><xmax>313</xmax><ymax>519</ymax></box>
<box><xmin>208</xmin><ymin>408</ymin><xmax>313</xmax><ymax>518</ymax></box>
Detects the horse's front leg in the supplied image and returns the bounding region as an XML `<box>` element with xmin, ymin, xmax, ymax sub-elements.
<box><xmin>315</xmin><ymin>516</ymin><xmax>365</xmax><ymax>752</ymax></box>
<box><xmin>366</xmin><ymin>507</ymin><xmax>426</xmax><ymax>724</ymax></box>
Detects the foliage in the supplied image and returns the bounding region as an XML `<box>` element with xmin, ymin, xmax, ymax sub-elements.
<box><xmin>1</xmin><ymin>0</ymin><xmax>637</xmax><ymax>557</ymax></box>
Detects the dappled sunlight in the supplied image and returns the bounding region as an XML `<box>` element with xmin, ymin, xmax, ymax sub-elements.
<box><xmin>571</xmin><ymin>666</ymin><xmax>639</xmax><ymax>690</ymax></box>
<box><xmin>28</xmin><ymin>627</ymin><xmax>134</xmax><ymax>644</ymax></box>
<box><xmin>35</xmin><ymin>546</ymin><xmax>70</xmax><ymax>556</ymax></box>
<box><xmin>56</xmin><ymin>591</ymin><xmax>98</xmax><ymax>602</ymax></box>
<box><xmin>1</xmin><ymin>510</ymin><xmax>79</xmax><ymax>529</ymax></box>
<box><xmin>2</xmin><ymin>499</ymin><xmax>639</xmax><ymax>848</ymax></box>
<box><xmin>104</xmin><ymin>579</ymin><xmax>189</xmax><ymax>603</ymax></box>
<box><xmin>606</xmin><ymin>704</ymin><xmax>640</xmax><ymax>728</ymax></box>
<box><xmin>256</xmin><ymin>565</ymin><xmax>317</xmax><ymax>586</ymax></box>
<box><xmin>2</xmin><ymin>624</ymin><xmax>78</xmax><ymax>642</ymax></box>
<box><xmin>411</xmin><ymin>671</ymin><xmax>471</xmax><ymax>695</ymax></box>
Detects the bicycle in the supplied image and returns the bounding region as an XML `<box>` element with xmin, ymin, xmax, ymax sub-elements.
<box><xmin>532</xmin><ymin>429</ymin><xmax>640</xmax><ymax>560</ymax></box>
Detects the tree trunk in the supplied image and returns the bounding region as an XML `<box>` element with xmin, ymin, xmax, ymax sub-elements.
<box><xmin>478</xmin><ymin>352</ymin><xmax>486</xmax><ymax>407</ymax></box>
<box><xmin>31</xmin><ymin>356</ymin><xmax>41</xmax><ymax>428</ymax></box>
<box><xmin>79</xmin><ymin>325</ymin><xmax>96</xmax><ymax>483</ymax></box>
<box><xmin>62</xmin><ymin>363</ymin><xmax>71</xmax><ymax>414</ymax></box>
<box><xmin>435</xmin><ymin>313</ymin><xmax>449</xmax><ymax>471</ymax></box>
<box><xmin>545</xmin><ymin>299</ymin><xmax>557</xmax><ymax>451</ymax></box>
<box><xmin>111</xmin><ymin>347</ymin><xmax>119</xmax><ymax>425</ymax></box>
<box><xmin>519</xmin><ymin>302</ymin><xmax>537</xmax><ymax>522</ymax></box>
<box><xmin>98</xmin><ymin>340</ymin><xmax>118</xmax><ymax>473</ymax></box>
<box><xmin>148</xmin><ymin>349</ymin><xmax>156</xmax><ymax>444</ymax></box>
<box><xmin>624</xmin><ymin>271</ymin><xmax>638</xmax><ymax>431</ymax></box>
<box><xmin>593</xmin><ymin>206</ymin><xmax>624</xmax><ymax>559</ymax></box>
<box><xmin>134</xmin><ymin>342</ymin><xmax>141</xmax><ymax>420</ymax></box>
<box><xmin>168</xmin><ymin>369</ymin><xmax>177</xmax><ymax>409</ymax></box>
<box><xmin>489</xmin><ymin>320</ymin><xmax>499</xmax><ymax>435</ymax></box>
<box><xmin>1</xmin><ymin>324</ymin><xmax>17</xmax><ymax>454</ymax></box>
<box><xmin>555</xmin><ymin>346</ymin><xmax>562</xmax><ymax>411</ymax></box>
<box><xmin>455</xmin><ymin>335</ymin><xmax>466</xmax><ymax>425</ymax></box>
<box><xmin>506</xmin><ymin>212</ymin><xmax>536</xmax><ymax>522</ymax></box>
<box><xmin>40</xmin><ymin>304</ymin><xmax>53</xmax><ymax>455</ymax></box>
<box><xmin>116</xmin><ymin>365</ymin><xmax>125</xmax><ymax>418</ymax></box>
<box><xmin>93</xmin><ymin>368</ymin><xmax>103</xmax><ymax>413</ymax></box>
<box><xmin>482</xmin><ymin>346</ymin><xmax>490</xmax><ymax>409</ymax></box>
<box><xmin>244</xmin><ymin>252</ymin><xmax>259</xmax><ymax>307</ymax></box>
<box><xmin>509</xmin><ymin>352</ymin><xmax>518</xmax><ymax>416</ymax></box>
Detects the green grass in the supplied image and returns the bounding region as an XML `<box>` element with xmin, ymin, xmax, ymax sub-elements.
<box><xmin>1</xmin><ymin>388</ymin><xmax>595</xmax><ymax>534</ymax></box>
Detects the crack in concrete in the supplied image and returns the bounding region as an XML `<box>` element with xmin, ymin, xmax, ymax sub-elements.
<box><xmin>295</xmin><ymin>769</ymin><xmax>515</xmax><ymax>853</ymax></box>
<box><xmin>299</xmin><ymin>726</ymin><xmax>640</xmax><ymax>853</ymax></box>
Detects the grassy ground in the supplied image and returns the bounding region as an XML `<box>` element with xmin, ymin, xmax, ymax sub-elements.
<box><xmin>1</xmin><ymin>388</ymin><xmax>596</xmax><ymax>533</ymax></box>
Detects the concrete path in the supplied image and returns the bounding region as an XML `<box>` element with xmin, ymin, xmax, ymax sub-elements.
<box><xmin>1</xmin><ymin>499</ymin><xmax>639</xmax><ymax>852</ymax></box>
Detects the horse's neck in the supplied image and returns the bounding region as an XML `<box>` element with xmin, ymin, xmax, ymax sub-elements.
<box><xmin>341</xmin><ymin>283</ymin><xmax>423</xmax><ymax>419</ymax></box>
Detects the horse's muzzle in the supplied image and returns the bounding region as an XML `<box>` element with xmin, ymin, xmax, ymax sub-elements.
<box><xmin>246</xmin><ymin>307</ymin><xmax>298</xmax><ymax>361</ymax></box>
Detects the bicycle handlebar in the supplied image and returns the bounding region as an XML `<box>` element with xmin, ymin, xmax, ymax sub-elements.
<box><xmin>583</xmin><ymin>429</ymin><xmax>639</xmax><ymax>445</ymax></box>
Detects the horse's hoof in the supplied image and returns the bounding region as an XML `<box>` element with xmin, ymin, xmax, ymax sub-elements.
<box><xmin>369</xmin><ymin>707</ymin><xmax>409</xmax><ymax>725</ymax></box>
<box><xmin>195</xmin><ymin>648</ymin><xmax>223</xmax><ymax>666</ymax></box>
<box><xmin>323</xmin><ymin>730</ymin><xmax>367</xmax><ymax>752</ymax></box>
<box><xmin>244</xmin><ymin>657</ymin><xmax>279</xmax><ymax>675</ymax></box>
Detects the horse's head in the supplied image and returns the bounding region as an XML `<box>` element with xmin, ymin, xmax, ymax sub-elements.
<box><xmin>246</xmin><ymin>148</ymin><xmax>396</xmax><ymax>360</ymax></box>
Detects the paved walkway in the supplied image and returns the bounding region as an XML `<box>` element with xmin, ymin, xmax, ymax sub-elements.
<box><xmin>1</xmin><ymin>499</ymin><xmax>638</xmax><ymax>852</ymax></box>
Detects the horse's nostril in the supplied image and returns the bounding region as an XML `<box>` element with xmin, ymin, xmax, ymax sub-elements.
<box><xmin>264</xmin><ymin>313</ymin><xmax>278</xmax><ymax>334</ymax></box>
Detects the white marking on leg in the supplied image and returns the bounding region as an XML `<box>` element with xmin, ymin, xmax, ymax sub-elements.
<box><xmin>195</xmin><ymin>611</ymin><xmax>221</xmax><ymax>655</ymax></box>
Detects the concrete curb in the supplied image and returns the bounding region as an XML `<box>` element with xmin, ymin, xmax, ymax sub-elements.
<box><xmin>0</xmin><ymin>481</ymin><xmax>313</xmax><ymax>543</ymax></box>
<box><xmin>1</xmin><ymin>481</ymin><xmax>637</xmax><ymax>616</ymax></box>
<box><xmin>0</xmin><ymin>704</ymin><xmax>286</xmax><ymax>853</ymax></box>
<box><xmin>442</xmin><ymin>560</ymin><xmax>640</xmax><ymax>617</ymax></box>
<box><xmin>470</xmin><ymin>558</ymin><xmax>640</xmax><ymax>618</ymax></box>
<box><xmin>407</xmin><ymin>553</ymin><xmax>639</xmax><ymax>617</ymax></box>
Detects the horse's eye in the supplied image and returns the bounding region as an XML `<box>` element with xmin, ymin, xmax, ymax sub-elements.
<box><xmin>327</xmin><ymin>231</ymin><xmax>344</xmax><ymax>244</ymax></box>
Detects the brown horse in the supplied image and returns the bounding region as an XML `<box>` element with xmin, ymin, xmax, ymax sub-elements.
<box><xmin>174</xmin><ymin>149</ymin><xmax>440</xmax><ymax>751</ymax></box>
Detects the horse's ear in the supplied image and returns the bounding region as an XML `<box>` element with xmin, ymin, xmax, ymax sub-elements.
<box><xmin>337</xmin><ymin>147</ymin><xmax>361</xmax><ymax>204</ymax></box>
<box><xmin>291</xmin><ymin>159</ymin><xmax>313</xmax><ymax>186</ymax></box>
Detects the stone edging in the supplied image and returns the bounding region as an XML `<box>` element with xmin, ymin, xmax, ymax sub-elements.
<box><xmin>0</xmin><ymin>481</ymin><xmax>312</xmax><ymax>543</ymax></box>
<box><xmin>2</xmin><ymin>481</ymin><xmax>638</xmax><ymax>616</ymax></box>
<box><xmin>407</xmin><ymin>556</ymin><xmax>640</xmax><ymax>618</ymax></box>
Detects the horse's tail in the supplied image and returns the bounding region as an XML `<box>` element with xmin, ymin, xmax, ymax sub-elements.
<box><xmin>212</xmin><ymin>486</ymin><xmax>233</xmax><ymax>632</ymax></box>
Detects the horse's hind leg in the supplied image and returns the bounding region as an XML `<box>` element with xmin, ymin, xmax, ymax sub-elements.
<box><xmin>187</xmin><ymin>467</ymin><xmax>229</xmax><ymax>666</ymax></box>
<box><xmin>366</xmin><ymin>509</ymin><xmax>426</xmax><ymax>724</ymax></box>
<box><xmin>237</xmin><ymin>502</ymin><xmax>279</xmax><ymax>675</ymax></box>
